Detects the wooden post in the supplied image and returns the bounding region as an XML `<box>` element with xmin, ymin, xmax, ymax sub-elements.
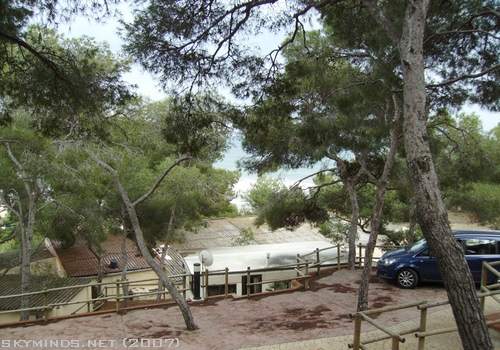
<box><xmin>305</xmin><ymin>262</ymin><xmax>310</xmax><ymax>290</ymax></box>
<box><xmin>418</xmin><ymin>307</ymin><xmax>428</xmax><ymax>350</ymax></box>
<box><xmin>182</xmin><ymin>262</ymin><xmax>187</xmax><ymax>299</ymax></box>
<box><xmin>337</xmin><ymin>244</ymin><xmax>341</xmax><ymax>270</ymax></box>
<box><xmin>115</xmin><ymin>281</ymin><xmax>120</xmax><ymax>314</ymax></box>
<box><xmin>316</xmin><ymin>248</ymin><xmax>320</xmax><ymax>275</ymax></box>
<box><xmin>358</xmin><ymin>244</ymin><xmax>363</xmax><ymax>268</ymax></box>
<box><xmin>204</xmin><ymin>268</ymin><xmax>209</xmax><ymax>299</ymax></box>
<box><xmin>296</xmin><ymin>254</ymin><xmax>300</xmax><ymax>277</ymax></box>
<box><xmin>391</xmin><ymin>336</ymin><xmax>400</xmax><ymax>350</ymax></box>
<box><xmin>481</xmin><ymin>263</ymin><xmax>488</xmax><ymax>311</ymax></box>
<box><xmin>352</xmin><ymin>313</ymin><xmax>362</xmax><ymax>350</ymax></box>
<box><xmin>122</xmin><ymin>279</ymin><xmax>129</xmax><ymax>314</ymax></box>
<box><xmin>43</xmin><ymin>289</ymin><xmax>49</xmax><ymax>320</ymax></box>
<box><xmin>224</xmin><ymin>267</ymin><xmax>229</xmax><ymax>298</ymax></box>
<box><xmin>246</xmin><ymin>266</ymin><xmax>251</xmax><ymax>297</ymax></box>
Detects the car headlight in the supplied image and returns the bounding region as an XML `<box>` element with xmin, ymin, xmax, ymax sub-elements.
<box><xmin>381</xmin><ymin>258</ymin><xmax>397</xmax><ymax>266</ymax></box>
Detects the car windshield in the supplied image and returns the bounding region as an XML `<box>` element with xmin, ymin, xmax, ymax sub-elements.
<box><xmin>408</xmin><ymin>239</ymin><xmax>427</xmax><ymax>253</ymax></box>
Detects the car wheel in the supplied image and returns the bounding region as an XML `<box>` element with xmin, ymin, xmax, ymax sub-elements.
<box><xmin>397</xmin><ymin>268</ymin><xmax>418</xmax><ymax>289</ymax></box>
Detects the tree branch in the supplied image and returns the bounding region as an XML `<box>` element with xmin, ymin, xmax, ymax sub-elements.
<box><xmin>133</xmin><ymin>157</ymin><xmax>192</xmax><ymax>206</ymax></box>
<box><xmin>426</xmin><ymin>64</ymin><xmax>500</xmax><ymax>88</ymax></box>
<box><xmin>3</xmin><ymin>142</ymin><xmax>24</xmax><ymax>172</ymax></box>
<box><xmin>0</xmin><ymin>227</ymin><xmax>17</xmax><ymax>244</ymax></box>
<box><xmin>0</xmin><ymin>190</ymin><xmax>21</xmax><ymax>221</ymax></box>
<box><xmin>361</xmin><ymin>0</ymin><xmax>400</xmax><ymax>44</ymax></box>
<box><xmin>290</xmin><ymin>167</ymin><xmax>336</xmax><ymax>189</ymax></box>
<box><xmin>0</xmin><ymin>30</ymin><xmax>65</xmax><ymax>81</ymax></box>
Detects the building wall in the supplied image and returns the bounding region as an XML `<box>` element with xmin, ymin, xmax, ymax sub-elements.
<box><xmin>100</xmin><ymin>269</ymin><xmax>165</xmax><ymax>301</ymax></box>
<box><xmin>49</xmin><ymin>286</ymin><xmax>93</xmax><ymax>317</ymax></box>
<box><xmin>188</xmin><ymin>269</ymin><xmax>298</xmax><ymax>298</ymax></box>
<box><xmin>0</xmin><ymin>286</ymin><xmax>92</xmax><ymax>325</ymax></box>
<box><xmin>5</xmin><ymin>257</ymin><xmax>64</xmax><ymax>277</ymax></box>
<box><xmin>0</xmin><ymin>311</ymin><xmax>21</xmax><ymax>325</ymax></box>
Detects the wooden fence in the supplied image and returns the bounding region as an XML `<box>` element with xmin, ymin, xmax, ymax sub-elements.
<box><xmin>349</xmin><ymin>260</ymin><xmax>500</xmax><ymax>350</ymax></box>
<box><xmin>0</xmin><ymin>242</ymin><xmax>395</xmax><ymax>326</ymax></box>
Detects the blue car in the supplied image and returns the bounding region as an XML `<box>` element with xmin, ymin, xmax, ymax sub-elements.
<box><xmin>377</xmin><ymin>230</ymin><xmax>500</xmax><ymax>288</ymax></box>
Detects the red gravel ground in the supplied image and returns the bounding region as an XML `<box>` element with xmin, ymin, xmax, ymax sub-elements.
<box><xmin>0</xmin><ymin>269</ymin><xmax>448</xmax><ymax>350</ymax></box>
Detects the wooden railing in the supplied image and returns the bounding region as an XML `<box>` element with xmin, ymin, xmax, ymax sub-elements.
<box><xmin>480</xmin><ymin>260</ymin><xmax>500</xmax><ymax>310</ymax></box>
<box><xmin>350</xmin><ymin>260</ymin><xmax>500</xmax><ymax>350</ymax></box>
<box><xmin>0</xmin><ymin>274</ymin><xmax>190</xmax><ymax>320</ymax></box>
<box><xmin>349</xmin><ymin>301</ymin><xmax>426</xmax><ymax>350</ymax></box>
<box><xmin>0</xmin><ymin>242</ymin><xmax>399</xmax><ymax>325</ymax></box>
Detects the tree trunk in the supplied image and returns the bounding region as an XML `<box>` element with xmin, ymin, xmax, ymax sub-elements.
<box><xmin>407</xmin><ymin>196</ymin><xmax>418</xmax><ymax>243</ymax></box>
<box><xmin>119</xmin><ymin>232</ymin><xmax>129</xmax><ymax>308</ymax></box>
<box><xmin>156</xmin><ymin>246</ymin><xmax>168</xmax><ymax>302</ymax></box>
<box><xmin>345</xmin><ymin>181</ymin><xmax>359</xmax><ymax>270</ymax></box>
<box><xmin>19</xmin><ymin>190</ymin><xmax>35</xmax><ymax>321</ymax></box>
<box><xmin>115</xmin><ymin>180</ymin><xmax>197</xmax><ymax>330</ymax></box>
<box><xmin>357</xmin><ymin>111</ymin><xmax>400</xmax><ymax>311</ymax></box>
<box><xmin>19</xmin><ymin>220</ymin><xmax>32</xmax><ymax>321</ymax></box>
<box><xmin>399</xmin><ymin>1</ymin><xmax>492</xmax><ymax>349</ymax></box>
<box><xmin>157</xmin><ymin>206</ymin><xmax>176</xmax><ymax>301</ymax></box>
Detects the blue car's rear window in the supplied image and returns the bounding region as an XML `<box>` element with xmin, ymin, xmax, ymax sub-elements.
<box><xmin>409</xmin><ymin>239</ymin><xmax>427</xmax><ymax>253</ymax></box>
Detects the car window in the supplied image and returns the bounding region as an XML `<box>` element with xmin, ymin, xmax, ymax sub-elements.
<box><xmin>462</xmin><ymin>239</ymin><xmax>498</xmax><ymax>255</ymax></box>
<box><xmin>409</xmin><ymin>239</ymin><xmax>427</xmax><ymax>253</ymax></box>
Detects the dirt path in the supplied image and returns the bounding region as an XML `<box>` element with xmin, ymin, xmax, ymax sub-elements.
<box><xmin>0</xmin><ymin>270</ymin><xmax>448</xmax><ymax>350</ymax></box>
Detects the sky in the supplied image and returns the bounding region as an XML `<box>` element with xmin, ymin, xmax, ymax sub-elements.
<box><xmin>58</xmin><ymin>5</ymin><xmax>499</xmax><ymax>208</ymax></box>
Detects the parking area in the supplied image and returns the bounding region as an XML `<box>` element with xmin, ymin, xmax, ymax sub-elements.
<box><xmin>0</xmin><ymin>269</ymin><xmax>451</xmax><ymax>350</ymax></box>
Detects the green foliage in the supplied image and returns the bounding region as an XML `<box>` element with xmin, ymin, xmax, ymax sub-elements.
<box><xmin>47</xmin><ymin>96</ymin><xmax>240</xmax><ymax>247</ymax></box>
<box><xmin>1</xmin><ymin>26</ymin><xmax>134</xmax><ymax>136</ymax></box>
<box><xmin>383</xmin><ymin>228</ymin><xmax>423</xmax><ymax>248</ymax></box>
<box><xmin>243</xmin><ymin>176</ymin><xmax>285</xmax><ymax>214</ymax></box>
<box><xmin>449</xmin><ymin>183</ymin><xmax>500</xmax><ymax>229</ymax></box>
<box><xmin>236</xmin><ymin>32</ymin><xmax>393</xmax><ymax>174</ymax></box>
<box><xmin>231</xmin><ymin>228</ymin><xmax>256</xmax><ymax>246</ymax></box>
<box><xmin>318</xmin><ymin>220</ymin><xmax>351</xmax><ymax>244</ymax></box>
<box><xmin>254</xmin><ymin>188</ymin><xmax>329</xmax><ymax>230</ymax></box>
<box><xmin>161</xmin><ymin>94</ymin><xmax>235</xmax><ymax>161</ymax></box>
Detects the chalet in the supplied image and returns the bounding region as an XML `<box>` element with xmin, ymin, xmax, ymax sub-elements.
<box><xmin>49</xmin><ymin>235</ymin><xmax>187</xmax><ymax>299</ymax></box>
<box><xmin>183</xmin><ymin>240</ymin><xmax>343</xmax><ymax>298</ymax></box>
<box><xmin>0</xmin><ymin>275</ymin><xmax>91</xmax><ymax>325</ymax></box>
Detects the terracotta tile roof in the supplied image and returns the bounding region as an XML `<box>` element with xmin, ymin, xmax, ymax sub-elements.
<box><xmin>0</xmin><ymin>275</ymin><xmax>90</xmax><ymax>311</ymax></box>
<box><xmin>54</xmin><ymin>235</ymin><xmax>186</xmax><ymax>280</ymax></box>
<box><xmin>0</xmin><ymin>241</ymin><xmax>54</xmax><ymax>271</ymax></box>
<box><xmin>54</xmin><ymin>235</ymin><xmax>150</xmax><ymax>277</ymax></box>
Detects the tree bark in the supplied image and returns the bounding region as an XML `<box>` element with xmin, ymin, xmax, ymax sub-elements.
<box><xmin>115</xmin><ymin>179</ymin><xmax>197</xmax><ymax>330</ymax></box>
<box><xmin>157</xmin><ymin>206</ymin><xmax>176</xmax><ymax>302</ymax></box>
<box><xmin>2</xmin><ymin>143</ymin><xmax>35</xmax><ymax>321</ymax></box>
<box><xmin>345</xmin><ymin>181</ymin><xmax>359</xmax><ymax>270</ymax></box>
<box><xmin>407</xmin><ymin>196</ymin><xmax>418</xmax><ymax>243</ymax></box>
<box><xmin>19</xmin><ymin>206</ymin><xmax>33</xmax><ymax>321</ymax></box>
<box><xmin>119</xmin><ymin>231</ymin><xmax>129</xmax><ymax>308</ymax></box>
<box><xmin>89</xmin><ymin>152</ymin><xmax>196</xmax><ymax>329</ymax></box>
<box><xmin>398</xmin><ymin>1</ymin><xmax>492</xmax><ymax>348</ymax></box>
<box><xmin>357</xmin><ymin>103</ymin><xmax>400</xmax><ymax>311</ymax></box>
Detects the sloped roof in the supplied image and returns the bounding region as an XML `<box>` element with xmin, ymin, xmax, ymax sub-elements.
<box><xmin>0</xmin><ymin>275</ymin><xmax>90</xmax><ymax>311</ymax></box>
<box><xmin>172</xmin><ymin>216</ymin><xmax>329</xmax><ymax>252</ymax></box>
<box><xmin>54</xmin><ymin>235</ymin><xmax>188</xmax><ymax>282</ymax></box>
<box><xmin>55</xmin><ymin>235</ymin><xmax>151</xmax><ymax>277</ymax></box>
<box><xmin>0</xmin><ymin>242</ymin><xmax>54</xmax><ymax>271</ymax></box>
<box><xmin>153</xmin><ymin>245</ymin><xmax>188</xmax><ymax>283</ymax></box>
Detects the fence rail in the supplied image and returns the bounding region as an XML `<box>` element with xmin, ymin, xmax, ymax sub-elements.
<box><xmin>349</xmin><ymin>260</ymin><xmax>500</xmax><ymax>350</ymax></box>
<box><xmin>0</xmin><ymin>242</ymin><xmax>391</xmax><ymax>325</ymax></box>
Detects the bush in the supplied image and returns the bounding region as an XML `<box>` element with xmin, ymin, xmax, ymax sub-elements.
<box><xmin>449</xmin><ymin>182</ymin><xmax>500</xmax><ymax>229</ymax></box>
